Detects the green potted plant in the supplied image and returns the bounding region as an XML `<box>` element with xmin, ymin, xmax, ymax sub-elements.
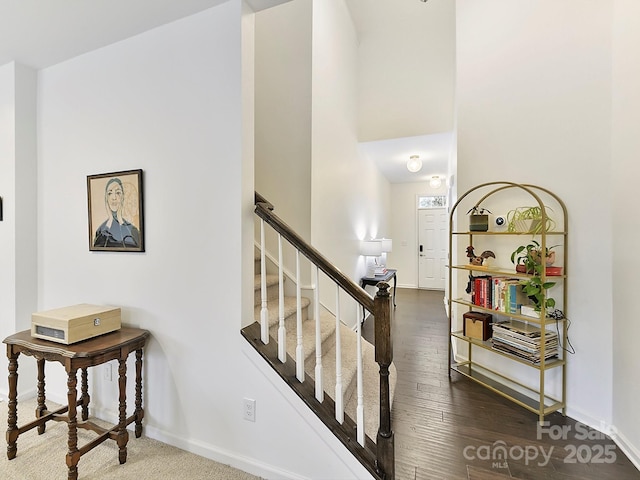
<box><xmin>467</xmin><ymin>206</ymin><xmax>491</xmax><ymax>232</ymax></box>
<box><xmin>521</xmin><ymin>276</ymin><xmax>556</xmax><ymax>312</ymax></box>
<box><xmin>510</xmin><ymin>240</ymin><xmax>559</xmax><ymax>273</ymax></box>
<box><xmin>506</xmin><ymin>206</ymin><xmax>555</xmax><ymax>234</ymax></box>
<box><xmin>510</xmin><ymin>239</ymin><xmax>557</xmax><ymax>312</ymax></box>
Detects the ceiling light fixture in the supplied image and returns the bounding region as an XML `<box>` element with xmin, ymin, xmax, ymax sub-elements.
<box><xmin>430</xmin><ymin>176</ymin><xmax>442</xmax><ymax>188</ymax></box>
<box><xmin>407</xmin><ymin>155</ymin><xmax>422</xmax><ymax>173</ymax></box>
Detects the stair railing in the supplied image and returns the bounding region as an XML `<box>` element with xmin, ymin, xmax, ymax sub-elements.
<box><xmin>252</xmin><ymin>192</ymin><xmax>394</xmax><ymax>480</ymax></box>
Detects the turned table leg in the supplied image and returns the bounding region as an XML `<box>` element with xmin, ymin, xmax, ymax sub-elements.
<box><xmin>36</xmin><ymin>358</ymin><xmax>48</xmax><ymax>434</ymax></box>
<box><xmin>117</xmin><ymin>358</ymin><xmax>129</xmax><ymax>464</ymax></box>
<box><xmin>66</xmin><ymin>368</ymin><xmax>80</xmax><ymax>480</ymax></box>
<box><xmin>80</xmin><ymin>368</ymin><xmax>90</xmax><ymax>421</ymax></box>
<box><xmin>6</xmin><ymin>350</ymin><xmax>19</xmax><ymax>460</ymax></box>
<box><xmin>135</xmin><ymin>349</ymin><xmax>144</xmax><ymax>438</ymax></box>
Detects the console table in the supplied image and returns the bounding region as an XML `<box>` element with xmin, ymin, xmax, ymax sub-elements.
<box><xmin>360</xmin><ymin>268</ymin><xmax>397</xmax><ymax>323</ymax></box>
<box><xmin>4</xmin><ymin>327</ymin><xmax>150</xmax><ymax>480</ymax></box>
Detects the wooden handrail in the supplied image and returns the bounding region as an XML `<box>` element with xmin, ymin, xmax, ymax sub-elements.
<box><xmin>254</xmin><ymin>192</ymin><xmax>273</xmax><ymax>211</ymax></box>
<box><xmin>254</xmin><ymin>197</ymin><xmax>374</xmax><ymax>313</ymax></box>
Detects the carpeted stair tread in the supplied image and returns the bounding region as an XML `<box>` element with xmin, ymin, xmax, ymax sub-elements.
<box><xmin>306</xmin><ymin>321</ymin><xmax>359</xmax><ymax>408</ymax></box>
<box><xmin>253</xmin><ymin>274</ymin><xmax>279</xmax><ymax>306</ymax></box>
<box><xmin>255</xmin><ymin>296</ymin><xmax>311</xmax><ymax>329</ymax></box>
<box><xmin>271</xmin><ymin>305</ymin><xmax>336</xmax><ymax>366</ymax></box>
<box><xmin>254</xmin><ymin>273</ymin><xmax>278</xmax><ymax>291</ymax></box>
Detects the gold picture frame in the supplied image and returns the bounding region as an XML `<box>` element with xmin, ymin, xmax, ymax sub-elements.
<box><xmin>87</xmin><ymin>169</ymin><xmax>144</xmax><ymax>252</ymax></box>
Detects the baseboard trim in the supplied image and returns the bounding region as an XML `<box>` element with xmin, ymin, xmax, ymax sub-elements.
<box><xmin>609</xmin><ymin>425</ymin><xmax>640</xmax><ymax>472</ymax></box>
<box><xmin>0</xmin><ymin>388</ymin><xmax>37</xmax><ymax>402</ymax></box>
<box><xmin>143</xmin><ymin>423</ymin><xmax>310</xmax><ymax>480</ymax></box>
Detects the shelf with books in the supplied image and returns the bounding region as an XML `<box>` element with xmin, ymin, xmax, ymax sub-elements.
<box><xmin>447</xmin><ymin>181</ymin><xmax>568</xmax><ymax>423</ymax></box>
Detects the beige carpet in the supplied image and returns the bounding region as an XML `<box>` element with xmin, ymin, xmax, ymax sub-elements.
<box><xmin>0</xmin><ymin>398</ymin><xmax>261</xmax><ymax>480</ymax></box>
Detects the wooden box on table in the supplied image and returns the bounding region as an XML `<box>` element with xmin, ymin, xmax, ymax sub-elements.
<box><xmin>31</xmin><ymin>303</ymin><xmax>121</xmax><ymax>344</ymax></box>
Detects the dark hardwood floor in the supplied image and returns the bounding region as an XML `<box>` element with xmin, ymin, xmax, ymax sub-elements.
<box><xmin>362</xmin><ymin>288</ymin><xmax>640</xmax><ymax>480</ymax></box>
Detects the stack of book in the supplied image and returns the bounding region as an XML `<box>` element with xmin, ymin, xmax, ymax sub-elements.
<box><xmin>469</xmin><ymin>275</ymin><xmax>528</xmax><ymax>314</ymax></box>
<box><xmin>491</xmin><ymin>320</ymin><xmax>558</xmax><ymax>364</ymax></box>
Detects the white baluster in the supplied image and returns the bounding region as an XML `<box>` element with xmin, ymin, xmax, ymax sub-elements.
<box><xmin>314</xmin><ymin>266</ymin><xmax>323</xmax><ymax>402</ymax></box>
<box><xmin>295</xmin><ymin>250</ymin><xmax>305</xmax><ymax>382</ymax></box>
<box><xmin>356</xmin><ymin>303</ymin><xmax>365</xmax><ymax>446</ymax></box>
<box><xmin>260</xmin><ymin>219</ymin><xmax>269</xmax><ymax>344</ymax></box>
<box><xmin>335</xmin><ymin>286</ymin><xmax>344</xmax><ymax>424</ymax></box>
<box><xmin>277</xmin><ymin>235</ymin><xmax>286</xmax><ymax>363</ymax></box>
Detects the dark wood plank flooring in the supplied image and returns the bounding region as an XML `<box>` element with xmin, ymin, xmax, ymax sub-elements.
<box><xmin>362</xmin><ymin>288</ymin><xmax>640</xmax><ymax>480</ymax></box>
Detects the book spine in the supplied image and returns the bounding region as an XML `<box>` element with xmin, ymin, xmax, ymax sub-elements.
<box><xmin>485</xmin><ymin>276</ymin><xmax>492</xmax><ymax>309</ymax></box>
<box><xmin>509</xmin><ymin>282</ymin><xmax>519</xmax><ymax>313</ymax></box>
<box><xmin>493</xmin><ymin>277</ymin><xmax>501</xmax><ymax>311</ymax></box>
<box><xmin>504</xmin><ymin>280</ymin><xmax>510</xmax><ymax>313</ymax></box>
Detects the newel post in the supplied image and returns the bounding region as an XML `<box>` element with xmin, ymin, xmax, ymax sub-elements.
<box><xmin>374</xmin><ymin>281</ymin><xmax>394</xmax><ymax>480</ymax></box>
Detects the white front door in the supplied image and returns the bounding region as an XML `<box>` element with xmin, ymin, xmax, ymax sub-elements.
<box><xmin>418</xmin><ymin>208</ymin><xmax>448</xmax><ymax>290</ymax></box>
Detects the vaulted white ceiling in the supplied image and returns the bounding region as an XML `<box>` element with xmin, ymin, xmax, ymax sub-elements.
<box><xmin>346</xmin><ymin>0</ymin><xmax>455</xmax><ymax>184</ymax></box>
<box><xmin>0</xmin><ymin>0</ymin><xmax>454</xmax><ymax>184</ymax></box>
<box><xmin>0</xmin><ymin>0</ymin><xmax>287</xmax><ymax>69</ymax></box>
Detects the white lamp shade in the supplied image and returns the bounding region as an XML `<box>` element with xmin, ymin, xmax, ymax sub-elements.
<box><xmin>381</xmin><ymin>238</ymin><xmax>393</xmax><ymax>253</ymax></box>
<box><xmin>430</xmin><ymin>176</ymin><xmax>442</xmax><ymax>188</ymax></box>
<box><xmin>361</xmin><ymin>239</ymin><xmax>382</xmax><ymax>256</ymax></box>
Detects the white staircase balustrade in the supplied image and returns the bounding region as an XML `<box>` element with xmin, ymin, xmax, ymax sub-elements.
<box><xmin>356</xmin><ymin>303</ymin><xmax>365</xmax><ymax>447</ymax></box>
<box><xmin>334</xmin><ymin>286</ymin><xmax>344</xmax><ymax>424</ymax></box>
<box><xmin>314</xmin><ymin>265</ymin><xmax>323</xmax><ymax>402</ymax></box>
<box><xmin>295</xmin><ymin>250</ymin><xmax>305</xmax><ymax>382</ymax></box>
<box><xmin>252</xmin><ymin>193</ymin><xmax>396</xmax><ymax>480</ymax></box>
<box><xmin>277</xmin><ymin>234</ymin><xmax>286</xmax><ymax>363</ymax></box>
<box><xmin>260</xmin><ymin>219</ymin><xmax>269</xmax><ymax>344</ymax></box>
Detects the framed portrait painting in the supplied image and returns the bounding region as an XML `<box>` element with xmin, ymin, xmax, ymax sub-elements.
<box><xmin>87</xmin><ymin>169</ymin><xmax>145</xmax><ymax>252</ymax></box>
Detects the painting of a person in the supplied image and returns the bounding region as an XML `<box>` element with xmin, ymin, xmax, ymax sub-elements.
<box><xmin>93</xmin><ymin>177</ymin><xmax>141</xmax><ymax>248</ymax></box>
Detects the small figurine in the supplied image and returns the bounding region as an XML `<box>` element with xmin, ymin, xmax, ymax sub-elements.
<box><xmin>466</xmin><ymin>246</ymin><xmax>495</xmax><ymax>266</ymax></box>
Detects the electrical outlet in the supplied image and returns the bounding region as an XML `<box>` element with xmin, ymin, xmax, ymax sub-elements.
<box><xmin>243</xmin><ymin>398</ymin><xmax>256</xmax><ymax>422</ymax></box>
<box><xmin>103</xmin><ymin>363</ymin><xmax>113</xmax><ymax>382</ymax></box>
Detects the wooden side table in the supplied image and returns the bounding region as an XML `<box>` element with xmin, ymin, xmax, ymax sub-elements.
<box><xmin>360</xmin><ymin>268</ymin><xmax>397</xmax><ymax>323</ymax></box>
<box><xmin>4</xmin><ymin>327</ymin><xmax>150</xmax><ymax>480</ymax></box>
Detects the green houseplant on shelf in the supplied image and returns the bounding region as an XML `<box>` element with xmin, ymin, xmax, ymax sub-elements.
<box><xmin>467</xmin><ymin>206</ymin><xmax>491</xmax><ymax>232</ymax></box>
<box><xmin>506</xmin><ymin>205</ymin><xmax>555</xmax><ymax>234</ymax></box>
<box><xmin>510</xmin><ymin>239</ymin><xmax>557</xmax><ymax>312</ymax></box>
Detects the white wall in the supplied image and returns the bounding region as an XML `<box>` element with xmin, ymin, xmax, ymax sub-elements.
<box><xmin>255</xmin><ymin>0</ymin><xmax>312</xmax><ymax>239</ymax></box>
<box><xmin>389</xmin><ymin>181</ymin><xmax>447</xmax><ymax>288</ymax></box>
<box><xmin>24</xmin><ymin>2</ymin><xmax>370</xmax><ymax>479</ymax></box>
<box><xmin>612</xmin><ymin>0</ymin><xmax>640</xmax><ymax>468</ymax></box>
<box><xmin>254</xmin><ymin>0</ymin><xmax>313</xmax><ymax>283</ymax></box>
<box><xmin>354</xmin><ymin>0</ymin><xmax>455</xmax><ymax>142</ymax></box>
<box><xmin>0</xmin><ymin>64</ymin><xmax>17</xmax><ymax>370</ymax></box>
<box><xmin>456</xmin><ymin>0</ymin><xmax>614</xmax><ymax>429</ymax></box>
<box><xmin>311</xmin><ymin>0</ymin><xmax>391</xmax><ymax>327</ymax></box>
<box><xmin>0</xmin><ymin>62</ymin><xmax>38</xmax><ymax>397</ymax></box>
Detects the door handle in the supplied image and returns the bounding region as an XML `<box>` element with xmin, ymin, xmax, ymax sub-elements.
<box><xmin>419</xmin><ymin>244</ymin><xmax>423</xmax><ymax>252</ymax></box>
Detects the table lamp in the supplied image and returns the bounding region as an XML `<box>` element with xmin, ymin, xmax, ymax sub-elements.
<box><xmin>361</xmin><ymin>239</ymin><xmax>382</xmax><ymax>277</ymax></box>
